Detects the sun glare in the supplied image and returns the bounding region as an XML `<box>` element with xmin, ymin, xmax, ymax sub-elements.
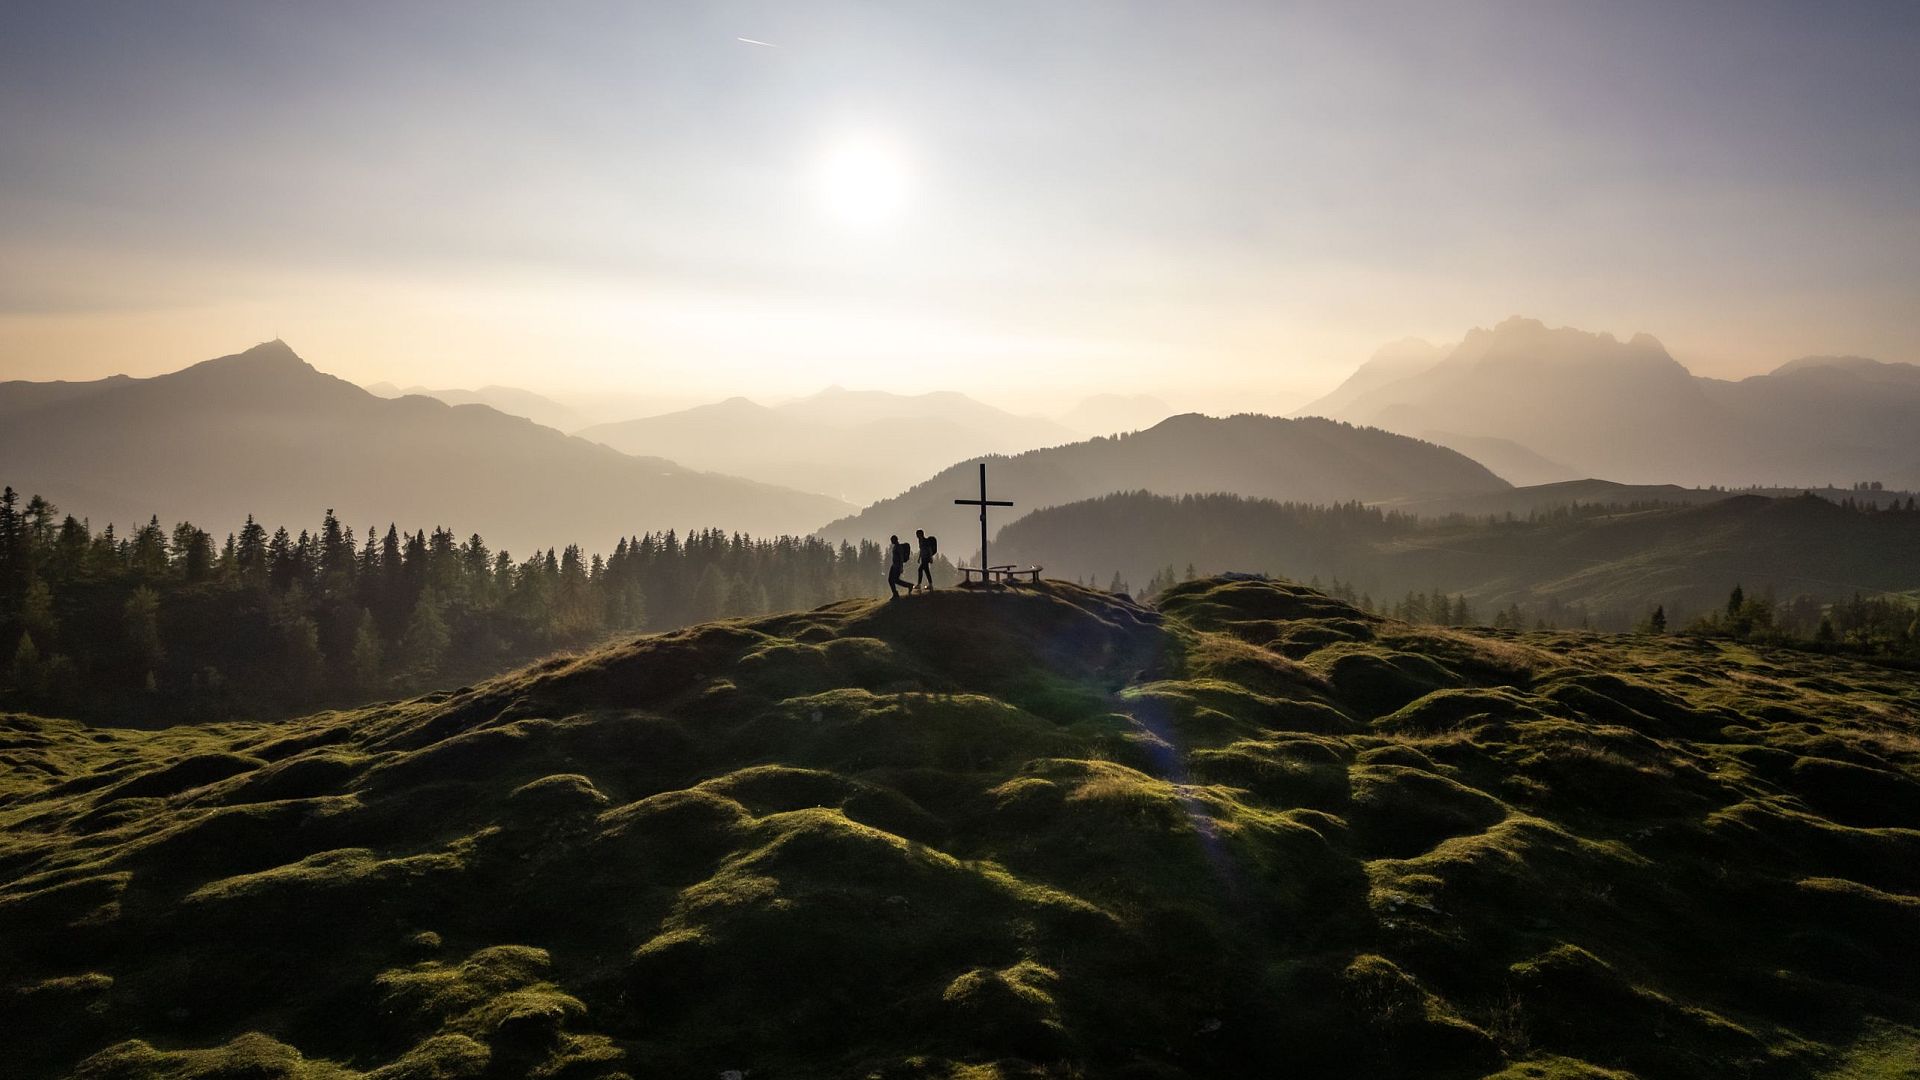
<box><xmin>814</xmin><ymin>133</ymin><xmax>911</xmax><ymax>227</ymax></box>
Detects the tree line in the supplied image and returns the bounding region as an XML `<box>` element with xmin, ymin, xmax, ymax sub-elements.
<box><xmin>0</xmin><ymin>486</ymin><xmax>950</xmax><ymax>723</ymax></box>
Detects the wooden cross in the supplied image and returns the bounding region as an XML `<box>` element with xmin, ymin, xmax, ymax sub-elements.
<box><xmin>953</xmin><ymin>462</ymin><xmax>1013</xmax><ymax>577</ymax></box>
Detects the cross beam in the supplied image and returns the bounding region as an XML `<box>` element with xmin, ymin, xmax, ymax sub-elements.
<box><xmin>953</xmin><ymin>462</ymin><xmax>1013</xmax><ymax>579</ymax></box>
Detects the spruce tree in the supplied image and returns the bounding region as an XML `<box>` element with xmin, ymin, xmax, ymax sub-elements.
<box><xmin>10</xmin><ymin>631</ymin><xmax>40</xmax><ymax>694</ymax></box>
<box><xmin>349</xmin><ymin>609</ymin><xmax>383</xmax><ymax>690</ymax></box>
<box><xmin>691</xmin><ymin>564</ymin><xmax>729</xmax><ymax>623</ymax></box>
<box><xmin>20</xmin><ymin>578</ymin><xmax>56</xmax><ymax>649</ymax></box>
<box><xmin>401</xmin><ymin>589</ymin><xmax>451</xmax><ymax>676</ymax></box>
<box><xmin>123</xmin><ymin>586</ymin><xmax>164</xmax><ymax>682</ymax></box>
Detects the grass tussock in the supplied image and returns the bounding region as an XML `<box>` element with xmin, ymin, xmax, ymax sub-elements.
<box><xmin>2</xmin><ymin>577</ymin><xmax>1919</xmax><ymax>1078</ymax></box>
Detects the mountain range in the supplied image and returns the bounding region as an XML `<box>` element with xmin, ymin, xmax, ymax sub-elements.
<box><xmin>0</xmin><ymin>342</ymin><xmax>851</xmax><ymax>553</ymax></box>
<box><xmin>576</xmin><ymin>388</ymin><xmax>1081</xmax><ymax>504</ymax></box>
<box><xmin>364</xmin><ymin>382</ymin><xmax>585</xmax><ymax>433</ymax></box>
<box><xmin>1300</xmin><ymin>317</ymin><xmax>1920</xmax><ymax>489</ymax></box>
<box><xmin>815</xmin><ymin>413</ymin><xmax>1510</xmax><ymax>553</ymax></box>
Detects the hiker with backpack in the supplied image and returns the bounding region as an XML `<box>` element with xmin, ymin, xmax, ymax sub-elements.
<box><xmin>886</xmin><ymin>534</ymin><xmax>914</xmax><ymax>599</ymax></box>
<box><xmin>915</xmin><ymin>529</ymin><xmax>937</xmax><ymax>590</ymax></box>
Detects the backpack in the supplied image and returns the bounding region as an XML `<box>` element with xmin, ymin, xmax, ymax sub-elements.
<box><xmin>922</xmin><ymin>535</ymin><xmax>937</xmax><ymax>559</ymax></box>
<box><xmin>895</xmin><ymin>540</ymin><xmax>911</xmax><ymax>564</ymax></box>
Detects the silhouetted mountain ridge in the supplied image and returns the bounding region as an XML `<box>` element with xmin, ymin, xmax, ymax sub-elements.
<box><xmin>363</xmin><ymin>380</ymin><xmax>584</xmax><ymax>432</ymax></box>
<box><xmin>816</xmin><ymin>413</ymin><xmax>1508</xmax><ymax>552</ymax></box>
<box><xmin>1300</xmin><ymin>317</ymin><xmax>1920</xmax><ymax>488</ymax></box>
<box><xmin>0</xmin><ymin>342</ymin><xmax>851</xmax><ymax>552</ymax></box>
<box><xmin>578</xmin><ymin>387</ymin><xmax>1079</xmax><ymax>504</ymax></box>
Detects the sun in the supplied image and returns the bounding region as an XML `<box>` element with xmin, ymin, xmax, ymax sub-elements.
<box><xmin>814</xmin><ymin>133</ymin><xmax>911</xmax><ymax>227</ymax></box>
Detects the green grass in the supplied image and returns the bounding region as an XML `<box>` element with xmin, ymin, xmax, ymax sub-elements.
<box><xmin>3</xmin><ymin>577</ymin><xmax>1919</xmax><ymax>1078</ymax></box>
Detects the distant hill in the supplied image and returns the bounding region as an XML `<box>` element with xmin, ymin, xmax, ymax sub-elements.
<box><xmin>1298</xmin><ymin>317</ymin><xmax>1920</xmax><ymax>488</ymax></box>
<box><xmin>1057</xmin><ymin>392</ymin><xmax>1174</xmax><ymax>435</ymax></box>
<box><xmin>1376</xmin><ymin>478</ymin><xmax>1737</xmax><ymax>518</ymax></box>
<box><xmin>6</xmin><ymin>578</ymin><xmax>1919</xmax><ymax>1077</ymax></box>
<box><xmin>0</xmin><ymin>373</ymin><xmax>133</xmax><ymax>418</ymax></box>
<box><xmin>0</xmin><ymin>342</ymin><xmax>851</xmax><ymax>552</ymax></box>
<box><xmin>1376</xmin><ymin>478</ymin><xmax>1919</xmax><ymax>519</ymax></box>
<box><xmin>577</xmin><ymin>387</ymin><xmax>1079</xmax><ymax>504</ymax></box>
<box><xmin>1416</xmin><ymin>431</ymin><xmax>1580</xmax><ymax>487</ymax></box>
<box><xmin>994</xmin><ymin>490</ymin><xmax>1920</xmax><ymax>626</ymax></box>
<box><xmin>816</xmin><ymin>414</ymin><xmax>1509</xmax><ymax>552</ymax></box>
<box><xmin>364</xmin><ymin>381</ymin><xmax>584</xmax><ymax>432</ymax></box>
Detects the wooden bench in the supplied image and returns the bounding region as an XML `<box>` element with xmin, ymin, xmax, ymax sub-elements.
<box><xmin>958</xmin><ymin>564</ymin><xmax>1044</xmax><ymax>586</ymax></box>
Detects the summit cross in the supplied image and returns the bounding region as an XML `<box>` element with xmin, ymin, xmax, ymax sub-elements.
<box><xmin>953</xmin><ymin>462</ymin><xmax>1013</xmax><ymax>578</ymax></box>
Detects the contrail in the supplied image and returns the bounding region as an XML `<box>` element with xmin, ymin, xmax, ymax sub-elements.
<box><xmin>736</xmin><ymin>36</ymin><xmax>778</xmax><ymax>48</ymax></box>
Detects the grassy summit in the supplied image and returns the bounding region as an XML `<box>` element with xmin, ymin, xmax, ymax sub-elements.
<box><xmin>3</xmin><ymin>578</ymin><xmax>1919</xmax><ymax>1079</ymax></box>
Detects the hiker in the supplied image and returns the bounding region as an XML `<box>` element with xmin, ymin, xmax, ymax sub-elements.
<box><xmin>915</xmin><ymin>529</ymin><xmax>937</xmax><ymax>590</ymax></box>
<box><xmin>886</xmin><ymin>534</ymin><xmax>914</xmax><ymax>599</ymax></box>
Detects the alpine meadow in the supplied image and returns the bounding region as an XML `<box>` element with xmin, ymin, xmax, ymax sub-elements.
<box><xmin>3</xmin><ymin>4</ymin><xmax>1919</xmax><ymax>1080</ymax></box>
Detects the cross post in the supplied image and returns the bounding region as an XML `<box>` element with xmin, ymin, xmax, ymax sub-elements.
<box><xmin>953</xmin><ymin>461</ymin><xmax>1013</xmax><ymax>583</ymax></box>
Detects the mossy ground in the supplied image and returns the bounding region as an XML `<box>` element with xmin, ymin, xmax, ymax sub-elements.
<box><xmin>3</xmin><ymin>578</ymin><xmax>1919</xmax><ymax>1078</ymax></box>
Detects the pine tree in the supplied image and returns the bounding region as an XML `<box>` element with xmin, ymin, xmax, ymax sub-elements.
<box><xmin>1650</xmin><ymin>604</ymin><xmax>1666</xmax><ymax>634</ymax></box>
<box><xmin>131</xmin><ymin>516</ymin><xmax>168</xmax><ymax>578</ymax></box>
<box><xmin>54</xmin><ymin>516</ymin><xmax>89</xmax><ymax>582</ymax></box>
<box><xmin>22</xmin><ymin>578</ymin><xmax>56</xmax><ymax>645</ymax></box>
<box><xmin>267</xmin><ymin>527</ymin><xmax>296</xmax><ymax>589</ymax></box>
<box><xmin>236</xmin><ymin>516</ymin><xmax>268</xmax><ymax>583</ymax></box>
<box><xmin>401</xmin><ymin>589</ymin><xmax>451</xmax><ymax>676</ymax></box>
<box><xmin>10</xmin><ymin>632</ymin><xmax>40</xmax><ymax>694</ymax></box>
<box><xmin>690</xmin><ymin>564</ymin><xmax>730</xmax><ymax>624</ymax></box>
<box><xmin>349</xmin><ymin>609</ymin><xmax>383</xmax><ymax>690</ymax></box>
<box><xmin>0</xmin><ymin>486</ymin><xmax>22</xmax><ymax>601</ymax></box>
<box><xmin>124</xmin><ymin>586</ymin><xmax>164</xmax><ymax>680</ymax></box>
<box><xmin>271</xmin><ymin>587</ymin><xmax>326</xmax><ymax>698</ymax></box>
<box><xmin>1727</xmin><ymin>584</ymin><xmax>1745</xmax><ymax>619</ymax></box>
<box><xmin>23</xmin><ymin>495</ymin><xmax>57</xmax><ymax>557</ymax></box>
<box><xmin>724</xmin><ymin>572</ymin><xmax>762</xmax><ymax>617</ymax></box>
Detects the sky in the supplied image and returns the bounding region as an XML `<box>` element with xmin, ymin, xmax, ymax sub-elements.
<box><xmin>2</xmin><ymin>1</ymin><xmax>1916</xmax><ymax>416</ymax></box>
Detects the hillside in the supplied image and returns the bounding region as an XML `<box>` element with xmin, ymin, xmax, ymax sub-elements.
<box><xmin>816</xmin><ymin>414</ymin><xmax>1510</xmax><ymax>551</ymax></box>
<box><xmin>1375</xmin><ymin>480</ymin><xmax>1743</xmax><ymax>519</ymax></box>
<box><xmin>1416</xmin><ymin>433</ymin><xmax>1581</xmax><ymax>487</ymax></box>
<box><xmin>993</xmin><ymin>491</ymin><xmax>1920</xmax><ymax>626</ymax></box>
<box><xmin>576</xmin><ymin>388</ymin><xmax>1079</xmax><ymax>505</ymax></box>
<box><xmin>5</xmin><ymin>578</ymin><xmax>1920</xmax><ymax>1078</ymax></box>
<box><xmin>1375</xmin><ymin>480</ymin><xmax>1920</xmax><ymax>520</ymax></box>
<box><xmin>0</xmin><ymin>374</ymin><xmax>135</xmax><ymax>419</ymax></box>
<box><xmin>0</xmin><ymin>342</ymin><xmax>852</xmax><ymax>552</ymax></box>
<box><xmin>363</xmin><ymin>383</ymin><xmax>584</xmax><ymax>434</ymax></box>
<box><xmin>1298</xmin><ymin>317</ymin><xmax>1920</xmax><ymax>489</ymax></box>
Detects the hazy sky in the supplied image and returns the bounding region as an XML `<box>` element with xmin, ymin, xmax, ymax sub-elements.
<box><xmin>2</xmin><ymin>1</ymin><xmax>1916</xmax><ymax>414</ymax></box>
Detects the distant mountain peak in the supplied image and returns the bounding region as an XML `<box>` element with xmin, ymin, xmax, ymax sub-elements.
<box><xmin>241</xmin><ymin>338</ymin><xmax>301</xmax><ymax>361</ymax></box>
<box><xmin>1769</xmin><ymin>354</ymin><xmax>1908</xmax><ymax>376</ymax></box>
<box><xmin>177</xmin><ymin>340</ymin><xmax>321</xmax><ymax>382</ymax></box>
<box><xmin>1489</xmin><ymin>315</ymin><xmax>1548</xmax><ymax>334</ymax></box>
<box><xmin>1447</xmin><ymin>317</ymin><xmax>1680</xmax><ymax>374</ymax></box>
